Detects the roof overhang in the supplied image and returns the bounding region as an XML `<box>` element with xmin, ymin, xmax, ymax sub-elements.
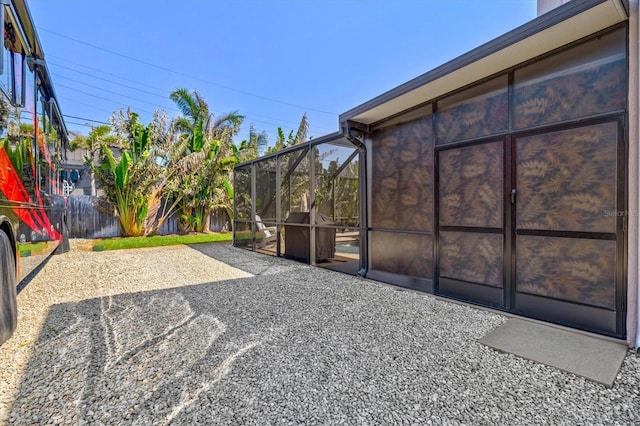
<box><xmin>11</xmin><ymin>0</ymin><xmax>42</xmax><ymax>60</ymax></box>
<box><xmin>339</xmin><ymin>0</ymin><xmax>629</xmax><ymax>127</ymax></box>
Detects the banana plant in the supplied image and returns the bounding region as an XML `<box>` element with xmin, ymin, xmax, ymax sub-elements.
<box><xmin>100</xmin><ymin>146</ymin><xmax>148</xmax><ymax>236</ymax></box>
<box><xmin>97</xmin><ymin>111</ymin><xmax>156</xmax><ymax>237</ymax></box>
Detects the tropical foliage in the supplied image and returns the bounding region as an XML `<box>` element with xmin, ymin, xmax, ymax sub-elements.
<box><xmin>96</xmin><ymin>110</ymin><xmax>188</xmax><ymax>237</ymax></box>
<box><xmin>265</xmin><ymin>113</ymin><xmax>309</xmax><ymax>154</ymax></box>
<box><xmin>234</xmin><ymin>166</ymin><xmax>252</xmax><ymax>221</ymax></box>
<box><xmin>75</xmin><ymin>96</ymin><xmax>314</xmax><ymax>238</ymax></box>
<box><xmin>97</xmin><ymin>111</ymin><xmax>156</xmax><ymax>236</ymax></box>
<box><xmin>279</xmin><ymin>147</ymin><xmax>311</xmax><ymax>216</ymax></box>
<box><xmin>316</xmin><ymin>157</ymin><xmax>359</xmax><ymax>227</ymax></box>
<box><xmin>237</xmin><ymin>124</ymin><xmax>268</xmax><ymax>162</ymax></box>
<box><xmin>169</xmin><ymin>88</ymin><xmax>244</xmax><ymax>233</ymax></box>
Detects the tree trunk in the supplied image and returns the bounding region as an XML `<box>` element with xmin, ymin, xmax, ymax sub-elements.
<box><xmin>90</xmin><ymin>170</ymin><xmax>96</xmax><ymax>196</ymax></box>
<box><xmin>203</xmin><ymin>210</ymin><xmax>211</xmax><ymax>233</ymax></box>
<box><xmin>90</xmin><ymin>150</ymin><xmax>97</xmax><ymax>196</ymax></box>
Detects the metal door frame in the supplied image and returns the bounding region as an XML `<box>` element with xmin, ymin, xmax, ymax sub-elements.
<box><xmin>434</xmin><ymin>114</ymin><xmax>627</xmax><ymax>338</ymax></box>
<box><xmin>434</xmin><ymin>135</ymin><xmax>509</xmax><ymax>309</ymax></box>
<box><xmin>508</xmin><ymin>115</ymin><xmax>627</xmax><ymax>338</ymax></box>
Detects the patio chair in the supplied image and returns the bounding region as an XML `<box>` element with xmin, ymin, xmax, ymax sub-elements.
<box><xmin>255</xmin><ymin>215</ymin><xmax>277</xmax><ymax>248</ymax></box>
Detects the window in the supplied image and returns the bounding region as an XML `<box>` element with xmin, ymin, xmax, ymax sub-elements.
<box><xmin>39</xmin><ymin>90</ymin><xmax>52</xmax><ymax>135</ymax></box>
<box><xmin>1</xmin><ymin>7</ymin><xmax>26</xmax><ymax>106</ymax></box>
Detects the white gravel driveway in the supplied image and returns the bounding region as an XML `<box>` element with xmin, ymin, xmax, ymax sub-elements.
<box><xmin>0</xmin><ymin>242</ymin><xmax>638</xmax><ymax>425</ymax></box>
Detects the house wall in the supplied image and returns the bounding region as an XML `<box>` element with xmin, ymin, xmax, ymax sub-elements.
<box><xmin>366</xmin><ymin>24</ymin><xmax>629</xmax><ymax>339</ymax></box>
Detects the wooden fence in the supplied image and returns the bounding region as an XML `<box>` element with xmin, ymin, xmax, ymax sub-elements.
<box><xmin>66</xmin><ymin>195</ymin><xmax>229</xmax><ymax>239</ymax></box>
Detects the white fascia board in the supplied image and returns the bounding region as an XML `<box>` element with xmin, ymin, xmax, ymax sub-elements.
<box><xmin>343</xmin><ymin>0</ymin><xmax>628</xmax><ymax>126</ymax></box>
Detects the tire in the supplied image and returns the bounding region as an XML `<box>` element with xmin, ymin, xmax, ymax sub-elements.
<box><xmin>0</xmin><ymin>230</ymin><xmax>17</xmax><ymax>346</ymax></box>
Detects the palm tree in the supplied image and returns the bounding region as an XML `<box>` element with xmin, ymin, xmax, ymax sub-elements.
<box><xmin>237</xmin><ymin>124</ymin><xmax>269</xmax><ymax>162</ymax></box>
<box><xmin>170</xmin><ymin>88</ymin><xmax>244</xmax><ymax>232</ymax></box>
<box><xmin>170</xmin><ymin>88</ymin><xmax>243</xmax><ymax>151</ymax></box>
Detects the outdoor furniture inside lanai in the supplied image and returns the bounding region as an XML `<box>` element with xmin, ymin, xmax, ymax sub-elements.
<box><xmin>255</xmin><ymin>215</ymin><xmax>277</xmax><ymax>248</ymax></box>
<box><xmin>284</xmin><ymin>212</ymin><xmax>336</xmax><ymax>261</ymax></box>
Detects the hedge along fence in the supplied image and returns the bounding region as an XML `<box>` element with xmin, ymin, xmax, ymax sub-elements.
<box><xmin>66</xmin><ymin>195</ymin><xmax>230</xmax><ymax>239</ymax></box>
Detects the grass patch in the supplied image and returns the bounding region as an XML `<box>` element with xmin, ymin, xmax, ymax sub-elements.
<box><xmin>94</xmin><ymin>233</ymin><xmax>233</xmax><ymax>251</ymax></box>
<box><xmin>18</xmin><ymin>241</ymin><xmax>51</xmax><ymax>257</ymax></box>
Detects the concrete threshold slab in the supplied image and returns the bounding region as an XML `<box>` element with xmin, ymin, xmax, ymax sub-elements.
<box><xmin>478</xmin><ymin>318</ymin><xmax>628</xmax><ymax>388</ymax></box>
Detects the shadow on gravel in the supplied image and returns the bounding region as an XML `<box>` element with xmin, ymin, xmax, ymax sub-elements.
<box><xmin>8</xmin><ymin>272</ymin><xmax>292</xmax><ymax>424</ymax></box>
<box><xmin>8</xmin><ymin>244</ymin><xmax>640</xmax><ymax>424</ymax></box>
<box><xmin>8</xmin><ymin>247</ymin><xmax>371</xmax><ymax>424</ymax></box>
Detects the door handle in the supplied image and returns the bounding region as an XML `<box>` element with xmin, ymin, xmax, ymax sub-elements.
<box><xmin>511</xmin><ymin>189</ymin><xmax>517</xmax><ymax>204</ymax></box>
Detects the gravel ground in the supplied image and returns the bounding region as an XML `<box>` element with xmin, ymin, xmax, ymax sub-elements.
<box><xmin>0</xmin><ymin>241</ymin><xmax>638</xmax><ymax>425</ymax></box>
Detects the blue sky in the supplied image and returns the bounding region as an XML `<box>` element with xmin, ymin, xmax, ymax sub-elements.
<box><xmin>29</xmin><ymin>0</ymin><xmax>537</xmax><ymax>148</ymax></box>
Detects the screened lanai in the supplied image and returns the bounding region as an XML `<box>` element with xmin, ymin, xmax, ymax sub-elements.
<box><xmin>233</xmin><ymin>133</ymin><xmax>363</xmax><ymax>275</ymax></box>
<box><xmin>233</xmin><ymin>0</ymin><xmax>639</xmax><ymax>343</ymax></box>
<box><xmin>336</xmin><ymin>1</ymin><xmax>629</xmax><ymax>340</ymax></box>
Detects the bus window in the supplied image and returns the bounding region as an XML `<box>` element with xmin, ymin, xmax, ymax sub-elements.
<box><xmin>1</xmin><ymin>7</ymin><xmax>25</xmax><ymax>106</ymax></box>
<box><xmin>1</xmin><ymin>23</ymin><xmax>15</xmax><ymax>100</ymax></box>
<box><xmin>11</xmin><ymin>46</ymin><xmax>23</xmax><ymax>106</ymax></box>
